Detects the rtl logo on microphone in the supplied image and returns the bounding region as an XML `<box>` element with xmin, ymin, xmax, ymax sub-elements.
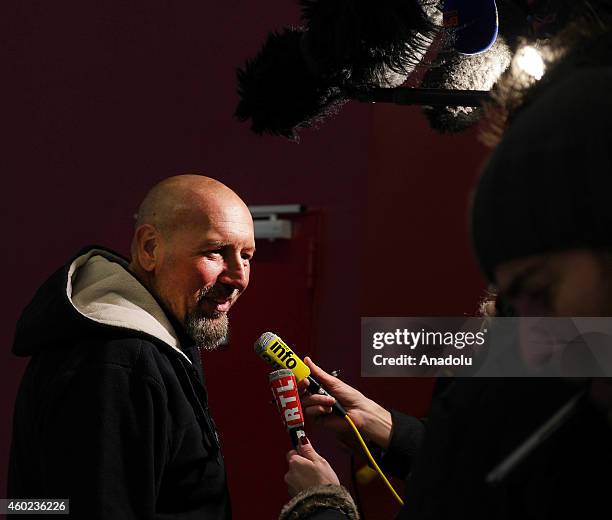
<box><xmin>269</xmin><ymin>371</ymin><xmax>303</xmax><ymax>428</ymax></box>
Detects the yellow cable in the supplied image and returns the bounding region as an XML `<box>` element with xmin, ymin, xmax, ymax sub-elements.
<box><xmin>344</xmin><ymin>414</ymin><xmax>405</xmax><ymax>506</ymax></box>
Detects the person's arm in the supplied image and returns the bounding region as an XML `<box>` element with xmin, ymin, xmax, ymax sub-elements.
<box><xmin>279</xmin><ymin>486</ymin><xmax>358</xmax><ymax>520</ymax></box>
<box><xmin>300</xmin><ymin>358</ymin><xmax>393</xmax><ymax>449</ymax></box>
<box><xmin>300</xmin><ymin>357</ymin><xmax>426</xmax><ymax>476</ymax></box>
<box><xmin>377</xmin><ymin>410</ymin><xmax>426</xmax><ymax>480</ymax></box>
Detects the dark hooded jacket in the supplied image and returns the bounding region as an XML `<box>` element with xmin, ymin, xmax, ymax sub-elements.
<box><xmin>8</xmin><ymin>246</ymin><xmax>231</xmax><ymax>519</ymax></box>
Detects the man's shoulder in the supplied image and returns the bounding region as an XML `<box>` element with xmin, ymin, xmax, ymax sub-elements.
<box><xmin>79</xmin><ymin>332</ymin><xmax>186</xmax><ymax>373</ymax></box>
<box><xmin>85</xmin><ymin>332</ymin><xmax>166</xmax><ymax>358</ymax></box>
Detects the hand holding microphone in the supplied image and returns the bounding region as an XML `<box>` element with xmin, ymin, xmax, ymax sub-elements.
<box><xmin>255</xmin><ymin>332</ymin><xmax>393</xmax><ymax>449</ymax></box>
<box><xmin>302</xmin><ymin>357</ymin><xmax>394</xmax><ymax>450</ymax></box>
<box><xmin>257</xmin><ymin>332</ymin><xmax>404</xmax><ymax>505</ymax></box>
<box><xmin>254</xmin><ymin>332</ymin><xmax>347</xmax><ymax>417</ymax></box>
<box><xmin>285</xmin><ymin>438</ymin><xmax>340</xmax><ymax>497</ymax></box>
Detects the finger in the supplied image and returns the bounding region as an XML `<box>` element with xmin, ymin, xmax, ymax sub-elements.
<box><xmin>286</xmin><ymin>450</ymin><xmax>298</xmax><ymax>463</ymax></box>
<box><xmin>301</xmin><ymin>394</ymin><xmax>336</xmax><ymax>407</ymax></box>
<box><xmin>304</xmin><ymin>357</ymin><xmax>345</xmax><ymax>391</ymax></box>
<box><xmin>296</xmin><ymin>435</ymin><xmax>319</xmax><ymax>461</ymax></box>
<box><xmin>304</xmin><ymin>405</ymin><xmax>333</xmax><ymax>418</ymax></box>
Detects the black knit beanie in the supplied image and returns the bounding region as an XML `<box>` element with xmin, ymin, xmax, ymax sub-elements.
<box><xmin>471</xmin><ymin>63</ymin><xmax>612</xmax><ymax>283</ymax></box>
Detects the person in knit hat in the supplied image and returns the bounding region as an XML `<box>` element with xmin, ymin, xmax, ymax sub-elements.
<box><xmin>472</xmin><ymin>65</ymin><xmax>612</xmax><ymax>318</ymax></box>
<box><xmin>281</xmin><ymin>30</ymin><xmax>612</xmax><ymax>520</ymax></box>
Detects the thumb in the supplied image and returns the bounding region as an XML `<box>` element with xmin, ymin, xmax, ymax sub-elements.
<box><xmin>296</xmin><ymin>435</ymin><xmax>318</xmax><ymax>461</ymax></box>
<box><xmin>305</xmin><ymin>357</ymin><xmax>343</xmax><ymax>392</ymax></box>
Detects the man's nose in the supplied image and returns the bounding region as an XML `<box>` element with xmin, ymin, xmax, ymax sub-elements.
<box><xmin>219</xmin><ymin>255</ymin><xmax>249</xmax><ymax>291</ymax></box>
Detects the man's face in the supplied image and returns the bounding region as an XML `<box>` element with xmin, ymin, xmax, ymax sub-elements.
<box><xmin>495</xmin><ymin>249</ymin><xmax>612</xmax><ymax>317</ymax></box>
<box><xmin>152</xmin><ymin>202</ymin><xmax>255</xmax><ymax>349</ymax></box>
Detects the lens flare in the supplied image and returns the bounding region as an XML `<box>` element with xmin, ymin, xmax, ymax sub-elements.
<box><xmin>515</xmin><ymin>45</ymin><xmax>545</xmax><ymax>80</ymax></box>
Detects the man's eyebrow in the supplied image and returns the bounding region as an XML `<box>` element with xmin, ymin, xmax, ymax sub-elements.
<box><xmin>200</xmin><ymin>240</ymin><xmax>228</xmax><ymax>248</ymax></box>
<box><xmin>502</xmin><ymin>261</ymin><xmax>548</xmax><ymax>300</ymax></box>
<box><xmin>199</xmin><ymin>240</ymin><xmax>256</xmax><ymax>251</ymax></box>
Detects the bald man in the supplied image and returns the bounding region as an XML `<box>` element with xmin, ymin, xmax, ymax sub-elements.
<box><xmin>9</xmin><ymin>175</ymin><xmax>255</xmax><ymax>519</ymax></box>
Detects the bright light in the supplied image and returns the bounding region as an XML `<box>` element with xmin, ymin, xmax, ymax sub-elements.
<box><xmin>515</xmin><ymin>45</ymin><xmax>545</xmax><ymax>80</ymax></box>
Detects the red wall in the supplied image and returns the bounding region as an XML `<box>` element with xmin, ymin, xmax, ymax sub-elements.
<box><xmin>2</xmin><ymin>1</ymin><xmax>487</xmax><ymax>517</ymax></box>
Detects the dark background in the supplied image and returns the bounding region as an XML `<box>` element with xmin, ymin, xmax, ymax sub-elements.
<box><xmin>2</xmin><ymin>1</ymin><xmax>487</xmax><ymax>518</ymax></box>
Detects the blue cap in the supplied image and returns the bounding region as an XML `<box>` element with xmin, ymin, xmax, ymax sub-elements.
<box><xmin>443</xmin><ymin>0</ymin><xmax>499</xmax><ymax>55</ymax></box>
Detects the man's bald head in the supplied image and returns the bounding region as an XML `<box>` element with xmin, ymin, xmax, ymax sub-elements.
<box><xmin>134</xmin><ymin>174</ymin><xmax>250</xmax><ymax>241</ymax></box>
<box><xmin>129</xmin><ymin>174</ymin><xmax>255</xmax><ymax>350</ymax></box>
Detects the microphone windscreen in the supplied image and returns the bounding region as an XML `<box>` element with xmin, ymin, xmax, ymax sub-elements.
<box><xmin>254</xmin><ymin>331</ymin><xmax>277</xmax><ymax>356</ymax></box>
<box><xmin>235</xmin><ymin>27</ymin><xmax>347</xmax><ymax>141</ymax></box>
<box><xmin>301</xmin><ymin>0</ymin><xmax>439</xmax><ymax>84</ymax></box>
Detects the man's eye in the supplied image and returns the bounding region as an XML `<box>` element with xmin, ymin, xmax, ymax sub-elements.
<box><xmin>204</xmin><ymin>249</ymin><xmax>223</xmax><ymax>257</ymax></box>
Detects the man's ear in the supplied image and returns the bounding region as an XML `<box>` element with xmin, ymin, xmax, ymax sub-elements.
<box><xmin>134</xmin><ymin>224</ymin><xmax>161</xmax><ymax>272</ymax></box>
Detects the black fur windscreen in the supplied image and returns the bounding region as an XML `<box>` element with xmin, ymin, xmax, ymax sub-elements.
<box><xmin>235</xmin><ymin>0</ymin><xmax>440</xmax><ymax>140</ymax></box>
<box><xmin>301</xmin><ymin>0</ymin><xmax>439</xmax><ymax>85</ymax></box>
<box><xmin>235</xmin><ymin>0</ymin><xmax>612</xmax><ymax>140</ymax></box>
<box><xmin>235</xmin><ymin>27</ymin><xmax>347</xmax><ymax>141</ymax></box>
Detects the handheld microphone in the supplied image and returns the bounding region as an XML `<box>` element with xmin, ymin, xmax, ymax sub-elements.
<box><xmin>255</xmin><ymin>332</ymin><xmax>347</xmax><ymax>417</ymax></box>
<box><xmin>258</xmin><ymin>333</ymin><xmax>405</xmax><ymax>507</ymax></box>
<box><xmin>269</xmin><ymin>369</ymin><xmax>306</xmax><ymax>448</ymax></box>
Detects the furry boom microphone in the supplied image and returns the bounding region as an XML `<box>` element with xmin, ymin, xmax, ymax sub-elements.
<box><xmin>236</xmin><ymin>0</ymin><xmax>607</xmax><ymax>140</ymax></box>
<box><xmin>235</xmin><ymin>27</ymin><xmax>348</xmax><ymax>141</ymax></box>
<box><xmin>235</xmin><ymin>0</ymin><xmax>439</xmax><ymax>141</ymax></box>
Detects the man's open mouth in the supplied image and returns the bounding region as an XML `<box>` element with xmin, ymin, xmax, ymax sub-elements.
<box><xmin>201</xmin><ymin>296</ymin><xmax>232</xmax><ymax>314</ymax></box>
